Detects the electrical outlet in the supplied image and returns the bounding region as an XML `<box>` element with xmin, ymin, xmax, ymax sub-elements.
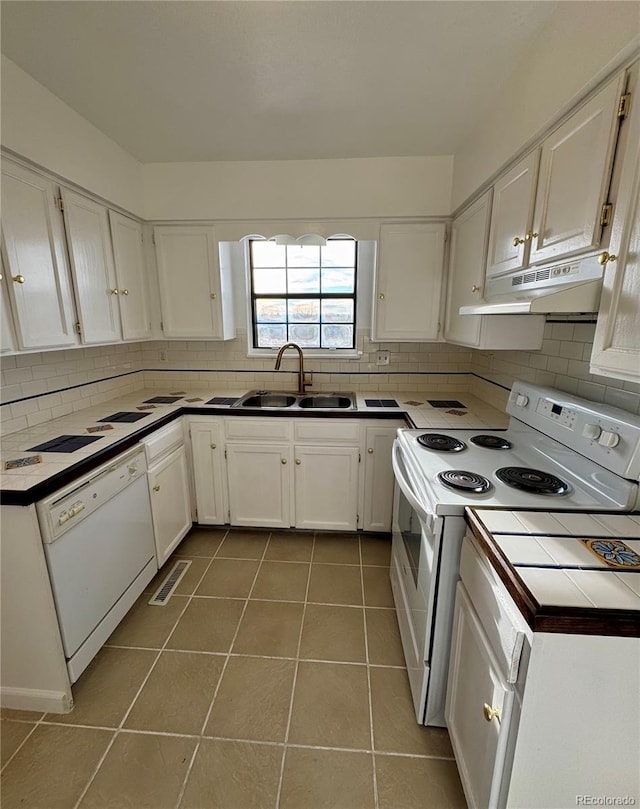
<box><xmin>376</xmin><ymin>350</ymin><xmax>390</xmax><ymax>366</ymax></box>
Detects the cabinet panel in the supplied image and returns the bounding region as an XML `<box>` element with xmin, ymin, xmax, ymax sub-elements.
<box><xmin>108</xmin><ymin>211</ymin><xmax>151</xmax><ymax>340</ymax></box>
<box><xmin>0</xmin><ymin>162</ymin><xmax>77</xmax><ymax>349</ymax></box>
<box><xmin>530</xmin><ymin>74</ymin><xmax>625</xmax><ymax>265</ymax></box>
<box><xmin>226</xmin><ymin>443</ymin><xmax>291</xmax><ymax>527</ymax></box>
<box><xmin>486</xmin><ymin>152</ymin><xmax>539</xmax><ymax>278</ymax></box>
<box><xmin>373</xmin><ymin>223</ymin><xmax>445</xmax><ymax>341</ymax></box>
<box><xmin>1</xmin><ymin>265</ymin><xmax>17</xmax><ymax>354</ymax></box>
<box><xmin>294</xmin><ymin>445</ymin><xmax>359</xmax><ymax>531</ymax></box>
<box><xmin>61</xmin><ymin>189</ymin><xmax>121</xmax><ymax>344</ymax></box>
<box><xmin>148</xmin><ymin>446</ymin><xmax>192</xmax><ymax>566</ymax></box>
<box><xmin>591</xmin><ymin>86</ymin><xmax>640</xmax><ymax>383</ymax></box>
<box><xmin>362</xmin><ymin>426</ymin><xmax>397</xmax><ymax>532</ymax></box>
<box><xmin>190</xmin><ymin>420</ymin><xmax>227</xmax><ymax>525</ymax></box>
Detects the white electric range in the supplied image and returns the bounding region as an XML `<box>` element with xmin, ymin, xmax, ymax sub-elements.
<box><xmin>390</xmin><ymin>380</ymin><xmax>640</xmax><ymax>727</ymax></box>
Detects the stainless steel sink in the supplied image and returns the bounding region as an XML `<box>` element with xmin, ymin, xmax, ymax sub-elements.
<box><xmin>233</xmin><ymin>390</ymin><xmax>357</xmax><ymax>410</ymax></box>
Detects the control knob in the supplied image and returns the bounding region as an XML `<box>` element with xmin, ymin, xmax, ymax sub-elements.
<box><xmin>515</xmin><ymin>394</ymin><xmax>529</xmax><ymax>408</ymax></box>
<box><xmin>582</xmin><ymin>424</ymin><xmax>602</xmax><ymax>441</ymax></box>
<box><xmin>598</xmin><ymin>430</ymin><xmax>620</xmax><ymax>449</ymax></box>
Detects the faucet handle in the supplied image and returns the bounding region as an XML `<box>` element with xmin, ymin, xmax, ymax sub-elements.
<box><xmin>303</xmin><ymin>372</ymin><xmax>313</xmax><ymax>389</ymax></box>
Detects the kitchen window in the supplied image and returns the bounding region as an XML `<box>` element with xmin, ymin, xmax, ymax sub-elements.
<box><xmin>248</xmin><ymin>238</ymin><xmax>357</xmax><ymax>351</ymax></box>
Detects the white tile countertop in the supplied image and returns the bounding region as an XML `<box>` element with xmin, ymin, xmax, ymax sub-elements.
<box><xmin>0</xmin><ymin>388</ymin><xmax>507</xmax><ymax>501</ymax></box>
<box><xmin>466</xmin><ymin>508</ymin><xmax>640</xmax><ymax>636</ymax></box>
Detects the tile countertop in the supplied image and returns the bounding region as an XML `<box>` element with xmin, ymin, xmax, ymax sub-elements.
<box><xmin>0</xmin><ymin>389</ymin><xmax>507</xmax><ymax>503</ymax></box>
<box><xmin>466</xmin><ymin>508</ymin><xmax>640</xmax><ymax>637</ymax></box>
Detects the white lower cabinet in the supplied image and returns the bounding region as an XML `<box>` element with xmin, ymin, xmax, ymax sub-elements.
<box><xmin>294</xmin><ymin>445</ymin><xmax>359</xmax><ymax>531</ymax></box>
<box><xmin>226</xmin><ymin>443</ymin><xmax>292</xmax><ymax>528</ymax></box>
<box><xmin>362</xmin><ymin>425</ymin><xmax>401</xmax><ymax>532</ymax></box>
<box><xmin>147</xmin><ymin>446</ymin><xmax>192</xmax><ymax>565</ymax></box>
<box><xmin>189</xmin><ymin>420</ymin><xmax>226</xmax><ymax>524</ymax></box>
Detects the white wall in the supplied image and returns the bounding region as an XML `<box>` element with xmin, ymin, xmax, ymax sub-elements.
<box><xmin>141</xmin><ymin>156</ymin><xmax>453</xmax><ymax>221</ymax></box>
<box><xmin>0</xmin><ymin>56</ymin><xmax>144</xmax><ymax>216</ymax></box>
<box><xmin>452</xmin><ymin>3</ymin><xmax>640</xmax><ymax>210</ymax></box>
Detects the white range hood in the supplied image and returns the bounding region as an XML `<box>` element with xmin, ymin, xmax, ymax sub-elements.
<box><xmin>460</xmin><ymin>255</ymin><xmax>604</xmax><ymax>315</ymax></box>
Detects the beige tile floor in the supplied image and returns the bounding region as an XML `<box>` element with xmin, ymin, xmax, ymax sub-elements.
<box><xmin>1</xmin><ymin>527</ymin><xmax>466</xmax><ymax>809</ymax></box>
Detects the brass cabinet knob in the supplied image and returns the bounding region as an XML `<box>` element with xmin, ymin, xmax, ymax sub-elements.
<box><xmin>110</xmin><ymin>288</ymin><xmax>119</xmax><ymax>295</ymax></box>
<box><xmin>295</xmin><ymin>458</ymin><xmax>301</xmax><ymax>465</ymax></box>
<box><xmin>598</xmin><ymin>251</ymin><xmax>618</xmax><ymax>265</ymax></box>
<box><xmin>12</xmin><ymin>274</ymin><xmax>25</xmax><ymax>284</ymax></box>
<box><xmin>210</xmin><ymin>443</ymin><xmax>217</xmax><ymax>450</ymax></box>
<box><xmin>153</xmin><ymin>484</ymin><xmax>160</xmax><ymax>492</ymax></box>
<box><xmin>281</xmin><ymin>458</ymin><xmax>287</xmax><ymax>465</ymax></box>
<box><xmin>512</xmin><ymin>236</ymin><xmax>525</xmax><ymax>247</ymax></box>
<box><xmin>368</xmin><ymin>448</ymin><xmax>374</xmax><ymax>454</ymax></box>
<box><xmin>378</xmin><ymin>293</ymin><xmax>385</xmax><ymax>300</ymax></box>
<box><xmin>210</xmin><ymin>293</ymin><xmax>217</xmax><ymax>300</ymax></box>
<box><xmin>471</xmin><ymin>285</ymin><xmax>481</xmax><ymax>293</ymax></box>
<box><xmin>483</xmin><ymin>703</ymin><xmax>500</xmax><ymax>722</ymax></box>
<box><xmin>525</xmin><ymin>231</ymin><xmax>538</xmax><ymax>241</ymax></box>
<box><xmin>121</xmin><ymin>289</ymin><xmax>129</xmax><ymax>295</ymax></box>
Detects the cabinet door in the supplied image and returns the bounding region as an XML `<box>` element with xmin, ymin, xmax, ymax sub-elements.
<box><xmin>445</xmin><ymin>584</ymin><xmax>514</xmax><ymax>809</ymax></box>
<box><xmin>294</xmin><ymin>445</ymin><xmax>359</xmax><ymax>531</ymax></box>
<box><xmin>154</xmin><ymin>226</ymin><xmax>231</xmax><ymax>339</ymax></box>
<box><xmin>108</xmin><ymin>211</ymin><xmax>151</xmax><ymax>340</ymax></box>
<box><xmin>591</xmin><ymin>89</ymin><xmax>640</xmax><ymax>383</ymax></box>
<box><xmin>148</xmin><ymin>446</ymin><xmax>192</xmax><ymax>566</ymax></box>
<box><xmin>362</xmin><ymin>427</ymin><xmax>397</xmax><ymax>533</ymax></box>
<box><xmin>529</xmin><ymin>73</ymin><xmax>626</xmax><ymax>265</ymax></box>
<box><xmin>0</xmin><ymin>162</ymin><xmax>77</xmax><ymax>349</ymax></box>
<box><xmin>373</xmin><ymin>223</ymin><xmax>445</xmax><ymax>341</ymax></box>
<box><xmin>226</xmin><ymin>443</ymin><xmax>291</xmax><ymax>528</ymax></box>
<box><xmin>190</xmin><ymin>420</ymin><xmax>226</xmax><ymax>525</ymax></box>
<box><xmin>444</xmin><ymin>191</ymin><xmax>492</xmax><ymax>348</ymax></box>
<box><xmin>486</xmin><ymin>152</ymin><xmax>539</xmax><ymax>278</ymax></box>
<box><xmin>1</xmin><ymin>262</ymin><xmax>17</xmax><ymax>354</ymax></box>
<box><xmin>61</xmin><ymin>189</ymin><xmax>122</xmax><ymax>344</ymax></box>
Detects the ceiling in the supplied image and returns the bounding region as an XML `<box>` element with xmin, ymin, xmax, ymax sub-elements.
<box><xmin>1</xmin><ymin>1</ymin><xmax>560</xmax><ymax>163</ymax></box>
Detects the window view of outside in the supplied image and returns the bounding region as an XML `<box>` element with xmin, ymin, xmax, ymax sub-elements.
<box><xmin>250</xmin><ymin>239</ymin><xmax>357</xmax><ymax>349</ymax></box>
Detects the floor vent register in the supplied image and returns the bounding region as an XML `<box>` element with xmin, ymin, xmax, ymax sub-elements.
<box><xmin>148</xmin><ymin>559</ymin><xmax>192</xmax><ymax>606</ymax></box>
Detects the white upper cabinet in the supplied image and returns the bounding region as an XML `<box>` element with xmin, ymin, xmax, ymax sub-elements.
<box><xmin>529</xmin><ymin>73</ymin><xmax>626</xmax><ymax>266</ymax></box>
<box><xmin>486</xmin><ymin>151</ymin><xmax>539</xmax><ymax>278</ymax></box>
<box><xmin>0</xmin><ymin>264</ymin><xmax>17</xmax><ymax>354</ymax></box>
<box><xmin>154</xmin><ymin>225</ymin><xmax>235</xmax><ymax>339</ymax></box>
<box><xmin>372</xmin><ymin>223</ymin><xmax>445</xmax><ymax>341</ymax></box>
<box><xmin>0</xmin><ymin>162</ymin><xmax>77</xmax><ymax>350</ymax></box>
<box><xmin>591</xmin><ymin>89</ymin><xmax>640</xmax><ymax>383</ymax></box>
<box><xmin>445</xmin><ymin>191</ymin><xmax>544</xmax><ymax>350</ymax></box>
<box><xmin>108</xmin><ymin>212</ymin><xmax>151</xmax><ymax>340</ymax></box>
<box><xmin>61</xmin><ymin>189</ymin><xmax>122</xmax><ymax>344</ymax></box>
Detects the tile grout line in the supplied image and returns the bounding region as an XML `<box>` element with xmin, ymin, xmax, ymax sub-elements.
<box><xmin>360</xmin><ymin>537</ymin><xmax>380</xmax><ymax>809</ymax></box>
<box><xmin>173</xmin><ymin>529</ymin><xmax>275</xmax><ymax>809</ymax></box>
<box><xmin>71</xmin><ymin>531</ymin><xmax>227</xmax><ymax>809</ymax></box>
<box><xmin>274</xmin><ymin>530</ymin><xmax>316</xmax><ymax>809</ymax></box>
<box><xmin>0</xmin><ymin>718</ymin><xmax>41</xmax><ymax>774</ymax></box>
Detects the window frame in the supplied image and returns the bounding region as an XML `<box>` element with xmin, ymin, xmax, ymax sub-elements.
<box><xmin>245</xmin><ymin>237</ymin><xmax>360</xmax><ymax>358</ymax></box>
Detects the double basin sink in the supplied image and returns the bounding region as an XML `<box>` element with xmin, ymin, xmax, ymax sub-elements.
<box><xmin>233</xmin><ymin>390</ymin><xmax>357</xmax><ymax>411</ymax></box>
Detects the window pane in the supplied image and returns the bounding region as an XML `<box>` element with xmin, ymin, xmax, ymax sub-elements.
<box><xmin>251</xmin><ymin>241</ymin><xmax>286</xmax><ymax>268</ymax></box>
<box><xmin>321</xmin><ymin>267</ymin><xmax>355</xmax><ymax>293</ymax></box>
<box><xmin>253</xmin><ymin>266</ymin><xmax>286</xmax><ymax>294</ymax></box>
<box><xmin>321</xmin><ymin>299</ymin><xmax>354</xmax><ymax>323</ymax></box>
<box><xmin>288</xmin><ymin>267</ymin><xmax>320</xmax><ymax>293</ymax></box>
<box><xmin>322</xmin><ymin>240</ymin><xmax>356</xmax><ymax>267</ymax></box>
<box><xmin>288</xmin><ymin>299</ymin><xmax>320</xmax><ymax>322</ymax></box>
<box><xmin>287</xmin><ymin>245</ymin><xmax>320</xmax><ymax>268</ymax></box>
<box><xmin>289</xmin><ymin>324</ymin><xmax>320</xmax><ymax>347</ymax></box>
<box><xmin>321</xmin><ymin>324</ymin><xmax>353</xmax><ymax>348</ymax></box>
<box><xmin>256</xmin><ymin>299</ymin><xmax>286</xmax><ymax>322</ymax></box>
<box><xmin>257</xmin><ymin>324</ymin><xmax>286</xmax><ymax>347</ymax></box>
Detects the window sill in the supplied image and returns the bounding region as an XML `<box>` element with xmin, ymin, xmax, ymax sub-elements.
<box><xmin>247</xmin><ymin>348</ymin><xmax>362</xmax><ymax>360</ymax></box>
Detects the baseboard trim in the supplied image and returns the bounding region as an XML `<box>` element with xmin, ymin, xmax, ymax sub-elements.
<box><xmin>1</xmin><ymin>686</ymin><xmax>73</xmax><ymax>714</ymax></box>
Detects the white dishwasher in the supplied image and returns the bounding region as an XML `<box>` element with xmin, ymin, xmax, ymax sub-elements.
<box><xmin>36</xmin><ymin>446</ymin><xmax>157</xmax><ymax>683</ymax></box>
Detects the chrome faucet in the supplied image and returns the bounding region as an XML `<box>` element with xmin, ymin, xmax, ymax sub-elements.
<box><xmin>274</xmin><ymin>342</ymin><xmax>310</xmax><ymax>394</ymax></box>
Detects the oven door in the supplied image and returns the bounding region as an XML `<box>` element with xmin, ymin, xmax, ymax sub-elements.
<box><xmin>390</xmin><ymin>439</ymin><xmax>443</xmax><ymax>724</ymax></box>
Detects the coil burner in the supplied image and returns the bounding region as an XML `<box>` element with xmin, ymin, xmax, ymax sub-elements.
<box><xmin>470</xmin><ymin>434</ymin><xmax>513</xmax><ymax>450</ymax></box>
<box><xmin>437</xmin><ymin>470</ymin><xmax>493</xmax><ymax>494</ymax></box>
<box><xmin>417</xmin><ymin>433</ymin><xmax>466</xmax><ymax>452</ymax></box>
<box><xmin>496</xmin><ymin>466</ymin><xmax>570</xmax><ymax>495</ymax></box>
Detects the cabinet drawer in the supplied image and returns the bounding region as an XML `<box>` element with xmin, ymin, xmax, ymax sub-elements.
<box><xmin>142</xmin><ymin>420</ymin><xmax>184</xmax><ymax>466</ymax></box>
<box><xmin>460</xmin><ymin>536</ymin><xmax>527</xmax><ymax>683</ymax></box>
<box><xmin>224</xmin><ymin>417</ymin><xmax>291</xmax><ymax>441</ymax></box>
<box><xmin>293</xmin><ymin>420</ymin><xmax>360</xmax><ymax>442</ymax></box>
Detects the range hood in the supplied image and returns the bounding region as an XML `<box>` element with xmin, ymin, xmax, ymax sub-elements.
<box><xmin>460</xmin><ymin>255</ymin><xmax>604</xmax><ymax>315</ymax></box>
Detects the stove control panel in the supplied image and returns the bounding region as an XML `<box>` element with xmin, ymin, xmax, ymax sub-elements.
<box><xmin>535</xmin><ymin>398</ymin><xmax>577</xmax><ymax>429</ymax></box>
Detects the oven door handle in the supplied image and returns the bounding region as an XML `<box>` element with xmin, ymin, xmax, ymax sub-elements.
<box><xmin>392</xmin><ymin>441</ymin><xmax>429</xmax><ymax>521</ymax></box>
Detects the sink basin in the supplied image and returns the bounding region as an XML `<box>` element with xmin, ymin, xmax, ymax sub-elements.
<box><xmin>237</xmin><ymin>393</ymin><xmax>297</xmax><ymax>408</ymax></box>
<box><xmin>298</xmin><ymin>394</ymin><xmax>354</xmax><ymax>409</ymax></box>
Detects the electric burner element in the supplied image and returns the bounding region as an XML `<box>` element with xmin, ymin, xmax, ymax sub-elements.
<box><xmin>470</xmin><ymin>434</ymin><xmax>513</xmax><ymax>450</ymax></box>
<box><xmin>437</xmin><ymin>470</ymin><xmax>493</xmax><ymax>493</ymax></box>
<box><xmin>496</xmin><ymin>466</ymin><xmax>570</xmax><ymax>495</ymax></box>
<box><xmin>417</xmin><ymin>433</ymin><xmax>466</xmax><ymax>452</ymax></box>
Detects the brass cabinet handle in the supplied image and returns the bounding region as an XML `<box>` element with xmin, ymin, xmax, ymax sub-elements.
<box><xmin>12</xmin><ymin>274</ymin><xmax>25</xmax><ymax>284</ymax></box>
<box><xmin>378</xmin><ymin>293</ymin><xmax>385</xmax><ymax>300</ymax></box>
<box><xmin>210</xmin><ymin>443</ymin><xmax>217</xmax><ymax>450</ymax></box>
<box><xmin>368</xmin><ymin>448</ymin><xmax>374</xmax><ymax>454</ymax></box>
<box><xmin>210</xmin><ymin>293</ymin><xmax>217</xmax><ymax>300</ymax></box>
<box><xmin>525</xmin><ymin>231</ymin><xmax>538</xmax><ymax>241</ymax></box>
<box><xmin>295</xmin><ymin>459</ymin><xmax>301</xmax><ymax>465</ymax></box>
<box><xmin>512</xmin><ymin>236</ymin><xmax>525</xmax><ymax>247</ymax></box>
<box><xmin>471</xmin><ymin>285</ymin><xmax>481</xmax><ymax>293</ymax></box>
<box><xmin>121</xmin><ymin>289</ymin><xmax>129</xmax><ymax>295</ymax></box>
<box><xmin>483</xmin><ymin>703</ymin><xmax>500</xmax><ymax>722</ymax></box>
<box><xmin>598</xmin><ymin>251</ymin><xmax>618</xmax><ymax>265</ymax></box>
<box><xmin>281</xmin><ymin>458</ymin><xmax>287</xmax><ymax>465</ymax></box>
<box><xmin>153</xmin><ymin>484</ymin><xmax>160</xmax><ymax>492</ymax></box>
<box><xmin>110</xmin><ymin>288</ymin><xmax>119</xmax><ymax>295</ymax></box>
